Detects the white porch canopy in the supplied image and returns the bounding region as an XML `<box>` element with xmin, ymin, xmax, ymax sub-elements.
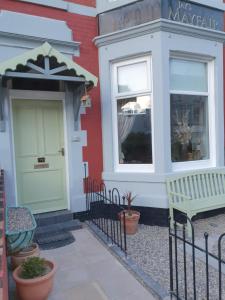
<box><xmin>0</xmin><ymin>42</ymin><xmax>98</xmax><ymax>131</ymax></box>
<box><xmin>0</xmin><ymin>42</ymin><xmax>98</xmax><ymax>86</ymax></box>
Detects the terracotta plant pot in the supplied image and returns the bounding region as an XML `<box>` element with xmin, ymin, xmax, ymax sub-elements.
<box><xmin>13</xmin><ymin>260</ymin><xmax>56</xmax><ymax>300</ymax></box>
<box><xmin>11</xmin><ymin>243</ymin><xmax>40</xmax><ymax>270</ymax></box>
<box><xmin>119</xmin><ymin>210</ymin><xmax>140</xmax><ymax>235</ymax></box>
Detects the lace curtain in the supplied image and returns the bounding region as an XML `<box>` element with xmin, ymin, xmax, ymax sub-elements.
<box><xmin>117</xmin><ymin>114</ymin><xmax>136</xmax><ymax>163</ymax></box>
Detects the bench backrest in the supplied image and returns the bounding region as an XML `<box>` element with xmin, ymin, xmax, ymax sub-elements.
<box><xmin>166</xmin><ymin>170</ymin><xmax>225</xmax><ymax>204</ymax></box>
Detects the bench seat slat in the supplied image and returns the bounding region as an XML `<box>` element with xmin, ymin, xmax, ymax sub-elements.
<box><xmin>220</xmin><ymin>174</ymin><xmax>225</xmax><ymax>194</ymax></box>
<box><xmin>215</xmin><ymin>174</ymin><xmax>220</xmax><ymax>194</ymax></box>
<box><xmin>197</xmin><ymin>175</ymin><xmax>203</xmax><ymax>198</ymax></box>
<box><xmin>193</xmin><ymin>175</ymin><xmax>199</xmax><ymax>199</ymax></box>
<box><xmin>205</xmin><ymin>173</ymin><xmax>211</xmax><ymax>198</ymax></box>
<box><xmin>218</xmin><ymin>174</ymin><xmax>224</xmax><ymax>194</ymax></box>
<box><xmin>201</xmin><ymin>174</ymin><xmax>207</xmax><ymax>198</ymax></box>
<box><xmin>189</xmin><ymin>175</ymin><xmax>195</xmax><ymax>200</ymax></box>
<box><xmin>210</xmin><ymin>173</ymin><xmax>216</xmax><ymax>196</ymax></box>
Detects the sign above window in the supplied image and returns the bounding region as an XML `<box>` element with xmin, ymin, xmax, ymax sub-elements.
<box><xmin>98</xmin><ymin>0</ymin><xmax>224</xmax><ymax>35</ymax></box>
<box><xmin>163</xmin><ymin>0</ymin><xmax>223</xmax><ymax>30</ymax></box>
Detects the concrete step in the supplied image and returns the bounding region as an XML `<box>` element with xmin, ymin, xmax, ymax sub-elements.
<box><xmin>34</xmin><ymin>210</ymin><xmax>80</xmax><ymax>250</ymax></box>
<box><xmin>36</xmin><ymin>230</ymin><xmax>72</xmax><ymax>244</ymax></box>
<box><xmin>35</xmin><ymin>230</ymin><xmax>75</xmax><ymax>250</ymax></box>
<box><xmin>35</xmin><ymin>219</ymin><xmax>82</xmax><ymax>235</ymax></box>
<box><xmin>34</xmin><ymin>210</ymin><xmax>73</xmax><ymax>226</ymax></box>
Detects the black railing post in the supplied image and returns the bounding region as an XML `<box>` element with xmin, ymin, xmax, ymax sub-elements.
<box><xmin>118</xmin><ymin>195</ymin><xmax>123</xmax><ymax>250</ymax></box>
<box><xmin>108</xmin><ymin>190</ymin><xmax>113</xmax><ymax>245</ymax></box>
<box><xmin>183</xmin><ymin>224</ymin><xmax>187</xmax><ymax>300</ymax></box>
<box><xmin>204</xmin><ymin>232</ymin><xmax>209</xmax><ymax>300</ymax></box>
<box><xmin>123</xmin><ymin>210</ymin><xmax>127</xmax><ymax>255</ymax></box>
<box><xmin>84</xmin><ymin>163</ymin><xmax>88</xmax><ymax>212</ymax></box>
<box><xmin>115</xmin><ymin>195</ymin><xmax>119</xmax><ymax>247</ymax></box>
<box><xmin>174</xmin><ymin>221</ymin><xmax>179</xmax><ymax>299</ymax></box>
<box><xmin>191</xmin><ymin>221</ymin><xmax>196</xmax><ymax>300</ymax></box>
<box><xmin>168</xmin><ymin>217</ymin><xmax>174</xmax><ymax>299</ymax></box>
<box><xmin>218</xmin><ymin>233</ymin><xmax>225</xmax><ymax>300</ymax></box>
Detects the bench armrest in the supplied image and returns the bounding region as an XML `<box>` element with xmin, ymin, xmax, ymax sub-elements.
<box><xmin>169</xmin><ymin>192</ymin><xmax>191</xmax><ymax>201</ymax></box>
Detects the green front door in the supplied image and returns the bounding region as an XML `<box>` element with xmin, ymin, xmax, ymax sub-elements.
<box><xmin>12</xmin><ymin>99</ymin><xmax>67</xmax><ymax>213</ymax></box>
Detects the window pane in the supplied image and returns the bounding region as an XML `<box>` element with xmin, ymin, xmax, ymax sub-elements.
<box><xmin>117</xmin><ymin>95</ymin><xmax>152</xmax><ymax>164</ymax></box>
<box><xmin>171</xmin><ymin>94</ymin><xmax>209</xmax><ymax>162</ymax></box>
<box><xmin>170</xmin><ymin>59</ymin><xmax>208</xmax><ymax>92</ymax></box>
<box><xmin>117</xmin><ymin>61</ymin><xmax>149</xmax><ymax>93</ymax></box>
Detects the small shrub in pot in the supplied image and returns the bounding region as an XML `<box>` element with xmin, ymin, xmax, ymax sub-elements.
<box><xmin>13</xmin><ymin>256</ymin><xmax>56</xmax><ymax>300</ymax></box>
<box><xmin>20</xmin><ymin>257</ymin><xmax>47</xmax><ymax>279</ymax></box>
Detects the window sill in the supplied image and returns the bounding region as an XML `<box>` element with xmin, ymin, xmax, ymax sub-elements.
<box><xmin>172</xmin><ymin>159</ymin><xmax>214</xmax><ymax>172</ymax></box>
<box><xmin>115</xmin><ymin>164</ymin><xmax>154</xmax><ymax>173</ymax></box>
<box><xmin>102</xmin><ymin>171</ymin><xmax>166</xmax><ymax>183</ymax></box>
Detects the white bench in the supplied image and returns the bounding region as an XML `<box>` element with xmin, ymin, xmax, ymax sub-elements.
<box><xmin>166</xmin><ymin>170</ymin><xmax>225</xmax><ymax>234</ymax></box>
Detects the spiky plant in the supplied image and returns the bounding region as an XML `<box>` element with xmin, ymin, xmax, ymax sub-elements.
<box><xmin>124</xmin><ymin>192</ymin><xmax>136</xmax><ymax>216</ymax></box>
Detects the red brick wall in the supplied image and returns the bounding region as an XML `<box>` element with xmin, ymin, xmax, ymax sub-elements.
<box><xmin>0</xmin><ymin>1</ymin><xmax>103</xmax><ymax>182</ymax></box>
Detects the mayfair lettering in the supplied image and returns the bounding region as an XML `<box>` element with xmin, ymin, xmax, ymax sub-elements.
<box><xmin>168</xmin><ymin>0</ymin><xmax>217</xmax><ymax>30</ymax></box>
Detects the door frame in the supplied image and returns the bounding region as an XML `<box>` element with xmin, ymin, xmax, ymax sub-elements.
<box><xmin>9</xmin><ymin>89</ymin><xmax>70</xmax><ymax>212</ymax></box>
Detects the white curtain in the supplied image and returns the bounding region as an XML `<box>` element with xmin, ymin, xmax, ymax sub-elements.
<box><xmin>117</xmin><ymin>114</ymin><xmax>136</xmax><ymax>163</ymax></box>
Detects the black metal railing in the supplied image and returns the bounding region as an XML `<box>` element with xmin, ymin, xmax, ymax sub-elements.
<box><xmin>85</xmin><ymin>177</ymin><xmax>127</xmax><ymax>255</ymax></box>
<box><xmin>169</xmin><ymin>215</ymin><xmax>225</xmax><ymax>300</ymax></box>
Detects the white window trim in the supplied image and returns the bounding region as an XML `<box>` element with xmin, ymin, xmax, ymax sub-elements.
<box><xmin>170</xmin><ymin>57</ymin><xmax>216</xmax><ymax>171</ymax></box>
<box><xmin>114</xmin><ymin>57</ymin><xmax>152</xmax><ymax>98</ymax></box>
<box><xmin>111</xmin><ymin>56</ymin><xmax>154</xmax><ymax>173</ymax></box>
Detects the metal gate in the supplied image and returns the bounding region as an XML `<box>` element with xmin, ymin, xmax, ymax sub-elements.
<box><xmin>169</xmin><ymin>215</ymin><xmax>225</xmax><ymax>300</ymax></box>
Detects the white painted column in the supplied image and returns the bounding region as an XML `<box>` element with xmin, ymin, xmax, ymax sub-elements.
<box><xmin>151</xmin><ymin>32</ymin><xmax>171</xmax><ymax>175</ymax></box>
<box><xmin>213</xmin><ymin>42</ymin><xmax>224</xmax><ymax>167</ymax></box>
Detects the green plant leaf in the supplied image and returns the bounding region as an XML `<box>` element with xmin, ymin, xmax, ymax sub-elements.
<box><xmin>20</xmin><ymin>257</ymin><xmax>47</xmax><ymax>279</ymax></box>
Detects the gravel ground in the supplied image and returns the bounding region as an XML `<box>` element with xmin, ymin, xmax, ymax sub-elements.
<box><xmin>7</xmin><ymin>207</ymin><xmax>34</xmax><ymax>232</ymax></box>
<box><xmin>126</xmin><ymin>214</ymin><xmax>225</xmax><ymax>300</ymax></box>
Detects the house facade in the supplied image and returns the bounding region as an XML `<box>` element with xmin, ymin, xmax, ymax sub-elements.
<box><xmin>0</xmin><ymin>0</ymin><xmax>225</xmax><ymax>225</ymax></box>
<box><xmin>0</xmin><ymin>0</ymin><xmax>103</xmax><ymax>215</ymax></box>
<box><xmin>96</xmin><ymin>0</ymin><xmax>225</xmax><ymax>224</ymax></box>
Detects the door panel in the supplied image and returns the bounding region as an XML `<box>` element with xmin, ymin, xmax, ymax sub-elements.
<box><xmin>21</xmin><ymin>170</ymin><xmax>63</xmax><ymax>203</ymax></box>
<box><xmin>43</xmin><ymin>107</ymin><xmax>62</xmax><ymax>155</ymax></box>
<box><xmin>15</xmin><ymin>107</ymin><xmax>39</xmax><ymax>157</ymax></box>
<box><xmin>12</xmin><ymin>99</ymin><xmax>67</xmax><ymax>213</ymax></box>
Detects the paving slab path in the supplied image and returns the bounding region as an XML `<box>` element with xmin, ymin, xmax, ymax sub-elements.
<box><xmin>42</xmin><ymin>228</ymin><xmax>156</xmax><ymax>300</ymax></box>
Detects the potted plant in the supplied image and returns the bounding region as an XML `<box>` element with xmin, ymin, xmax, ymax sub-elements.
<box><xmin>119</xmin><ymin>192</ymin><xmax>140</xmax><ymax>235</ymax></box>
<box><xmin>11</xmin><ymin>243</ymin><xmax>40</xmax><ymax>270</ymax></box>
<box><xmin>13</xmin><ymin>256</ymin><xmax>56</xmax><ymax>300</ymax></box>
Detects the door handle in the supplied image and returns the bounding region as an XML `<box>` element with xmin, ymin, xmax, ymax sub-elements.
<box><xmin>58</xmin><ymin>147</ymin><xmax>65</xmax><ymax>156</ymax></box>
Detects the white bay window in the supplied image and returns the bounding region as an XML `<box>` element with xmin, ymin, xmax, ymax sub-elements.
<box><xmin>170</xmin><ymin>58</ymin><xmax>210</xmax><ymax>163</ymax></box>
<box><xmin>112</xmin><ymin>57</ymin><xmax>153</xmax><ymax>170</ymax></box>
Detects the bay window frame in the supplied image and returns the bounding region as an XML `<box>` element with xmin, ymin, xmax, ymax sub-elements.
<box><xmin>111</xmin><ymin>55</ymin><xmax>154</xmax><ymax>172</ymax></box>
<box><xmin>170</xmin><ymin>55</ymin><xmax>215</xmax><ymax>171</ymax></box>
